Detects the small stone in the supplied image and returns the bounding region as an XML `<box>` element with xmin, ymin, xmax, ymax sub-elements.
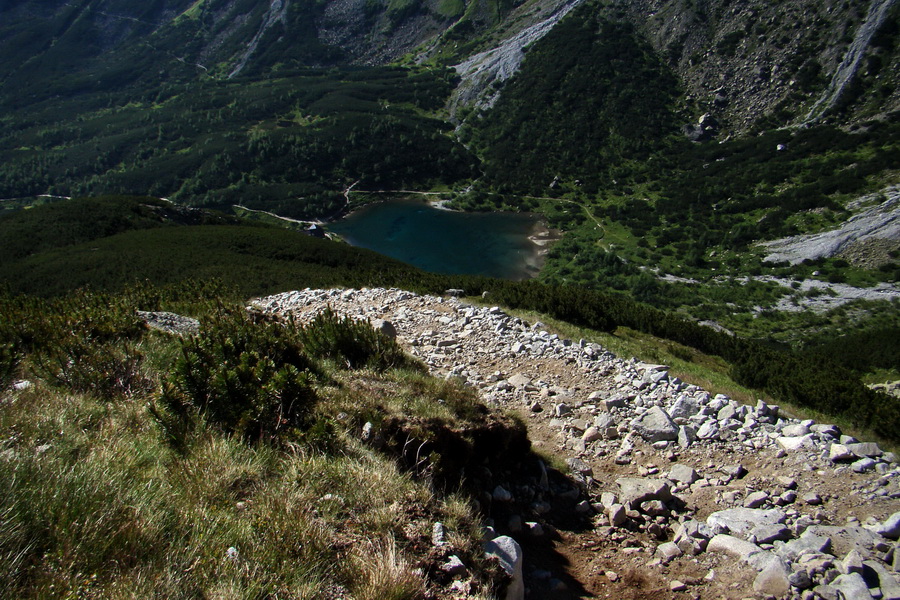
<box><xmin>493</xmin><ymin>486</ymin><xmax>513</xmax><ymax>502</ymax></box>
<box><xmin>668</xmin><ymin>463</ymin><xmax>700</xmax><ymax>484</ymax></box>
<box><xmin>433</xmin><ymin>522</ymin><xmax>446</xmax><ymax>546</ymax></box>
<box><xmin>582</xmin><ymin>426</ymin><xmax>602</xmax><ymax>443</ymax></box>
<box><xmin>605</xmin><ymin>571</ymin><xmax>619</xmax><ymax>582</ymax></box>
<box><xmin>669</xmin><ymin>579</ymin><xmax>687</xmax><ymax>592</ymax></box>
<box><xmin>744</xmin><ymin>491</ymin><xmax>769</xmax><ymax>509</ymax></box>
<box><xmin>802</xmin><ymin>492</ymin><xmax>822</xmax><ymax>506</ymax></box>
<box><xmin>657</xmin><ymin>542</ymin><xmax>683</xmax><ymax>564</ymax></box>
<box><xmin>876</xmin><ymin>512</ymin><xmax>900</xmax><ymax>540</ymax></box>
<box><xmin>484</xmin><ymin>537</ymin><xmax>524</xmax><ymax>600</ymax></box>
<box><xmin>442</xmin><ymin>555</ymin><xmax>468</xmax><ymax>575</ymax></box>
<box><xmin>608</xmin><ymin>504</ymin><xmax>627</xmax><ymax>527</ymax></box>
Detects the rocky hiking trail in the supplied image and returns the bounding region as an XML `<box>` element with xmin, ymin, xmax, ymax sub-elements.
<box><xmin>251</xmin><ymin>288</ymin><xmax>900</xmax><ymax>600</ymax></box>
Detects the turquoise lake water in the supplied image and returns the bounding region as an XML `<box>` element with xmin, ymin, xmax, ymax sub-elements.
<box><xmin>327</xmin><ymin>199</ymin><xmax>543</xmax><ymax>280</ymax></box>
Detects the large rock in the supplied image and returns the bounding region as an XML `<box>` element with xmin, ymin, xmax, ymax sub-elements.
<box><xmin>753</xmin><ymin>560</ymin><xmax>791</xmax><ymax>596</ymax></box>
<box><xmin>630</xmin><ymin>406</ymin><xmax>678</xmax><ymax>442</ymax></box>
<box><xmin>777</xmin><ymin>530</ymin><xmax>833</xmax><ymax>561</ymax></box>
<box><xmin>708</xmin><ymin>534</ymin><xmax>762</xmax><ymax>560</ymax></box>
<box><xmin>776</xmin><ymin>434</ymin><xmax>817</xmax><ymax>451</ymax></box>
<box><xmin>828</xmin><ymin>572</ymin><xmax>876</xmax><ymax>600</ymax></box>
<box><xmin>616</xmin><ymin>478</ymin><xmax>673</xmax><ymax>509</ymax></box>
<box><xmin>876</xmin><ymin>512</ymin><xmax>900</xmax><ymax>540</ymax></box>
<box><xmin>829</xmin><ymin>443</ymin><xmax>855</xmax><ymax>462</ymax></box>
<box><xmin>804</xmin><ymin>526</ymin><xmax>879</xmax><ymax>558</ymax></box>
<box><xmin>669</xmin><ymin>396</ymin><xmax>701</xmax><ymax>419</ymax></box>
<box><xmin>484</xmin><ymin>536</ymin><xmax>524</xmax><ymax>600</ymax></box>
<box><xmin>668</xmin><ymin>464</ymin><xmax>699</xmax><ymax>484</ymax></box>
<box><xmin>864</xmin><ymin>560</ymin><xmax>900</xmax><ymax>600</ymax></box>
<box><xmin>707</xmin><ymin>508</ymin><xmax>787</xmax><ymax>539</ymax></box>
<box><xmin>847</xmin><ymin>442</ymin><xmax>882</xmax><ymax>458</ymax></box>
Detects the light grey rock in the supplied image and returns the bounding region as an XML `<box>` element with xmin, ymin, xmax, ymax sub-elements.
<box><xmin>753</xmin><ymin>560</ymin><xmax>791</xmax><ymax>596</ymax></box>
<box><xmin>745</xmin><ymin>550</ymin><xmax>786</xmax><ymax>572</ymax></box>
<box><xmin>842</xmin><ymin>549</ymin><xmax>865</xmax><ymax>574</ymax></box>
<box><xmin>677</xmin><ymin>425</ymin><xmax>697</xmax><ymax>448</ymax></box>
<box><xmin>582</xmin><ymin>426</ymin><xmax>602</xmax><ymax>443</ymax></box>
<box><xmin>830</xmin><ymin>443</ymin><xmax>856</xmax><ymax>462</ymax></box>
<box><xmin>601</xmin><ymin>396</ymin><xmax>629</xmax><ymax>411</ymax></box>
<box><xmin>696</xmin><ymin>419</ymin><xmax>720</xmax><ymax>440</ymax></box>
<box><xmin>484</xmin><ymin>536</ymin><xmax>524</xmax><ymax>600</ymax></box>
<box><xmin>802</xmin><ymin>492</ymin><xmax>823</xmax><ymax>505</ymax></box>
<box><xmin>708</xmin><ymin>534</ymin><xmax>762</xmax><ymax>559</ymax></box>
<box><xmin>608</xmin><ymin>504</ymin><xmax>627</xmax><ymax>527</ymax></box>
<box><xmin>782</xmin><ymin>423</ymin><xmax>811</xmax><ymax>437</ymax></box>
<box><xmin>657</xmin><ymin>541</ymin><xmax>683</xmax><ymax>564</ymax></box>
<box><xmin>707</xmin><ymin>508</ymin><xmax>787</xmax><ymax>538</ymax></box>
<box><xmin>630</xmin><ymin>406</ymin><xmax>678</xmax><ymax>443</ymax></box>
<box><xmin>442</xmin><ymin>555</ymin><xmax>468</xmax><ymax>575</ymax></box>
<box><xmin>371</xmin><ymin>319</ymin><xmax>398</xmax><ymax>339</ymax></box>
<box><xmin>828</xmin><ymin>572</ymin><xmax>876</xmax><ymax>600</ymax></box>
<box><xmin>847</xmin><ymin>442</ymin><xmax>883</xmax><ymax>458</ymax></box>
<box><xmin>617</xmin><ymin>478</ymin><xmax>673</xmax><ymax>509</ymax></box>
<box><xmin>876</xmin><ymin>512</ymin><xmax>900</xmax><ymax>540</ymax></box>
<box><xmin>668</xmin><ymin>464</ymin><xmax>699</xmax><ymax>484</ymax></box>
<box><xmin>566</xmin><ymin>457</ymin><xmax>592</xmax><ymax>476</ymax></box>
<box><xmin>852</xmin><ymin>457</ymin><xmax>877</xmax><ymax>473</ymax></box>
<box><xmin>864</xmin><ymin>560</ymin><xmax>900</xmax><ymax>600</ymax></box>
<box><xmin>593</xmin><ymin>413</ymin><xmax>614</xmax><ymax>429</ymax></box>
<box><xmin>804</xmin><ymin>526</ymin><xmax>880</xmax><ymax>558</ymax></box>
<box><xmin>812</xmin><ymin>423</ymin><xmax>842</xmax><ymax>438</ymax></box>
<box><xmin>717</xmin><ymin>404</ymin><xmax>738</xmax><ymax>422</ymax></box>
<box><xmin>137</xmin><ymin>310</ymin><xmax>200</xmax><ymax>335</ymax></box>
<box><xmin>554</xmin><ymin>403</ymin><xmax>572</xmax><ymax>417</ymax></box>
<box><xmin>599</xmin><ymin>492</ymin><xmax>617</xmax><ymax>509</ymax></box>
<box><xmin>433</xmin><ymin>522</ymin><xmax>447</xmax><ymax>546</ymax></box>
<box><xmin>507</xmin><ymin>373</ymin><xmax>531</xmax><ymax>388</ymax></box>
<box><xmin>777</xmin><ymin>531</ymin><xmax>833</xmax><ymax>561</ymax></box>
<box><xmin>669</xmin><ymin>396</ymin><xmax>701</xmax><ymax>419</ymax></box>
<box><xmin>640</xmin><ymin>500</ymin><xmax>668</xmax><ymax>517</ymax></box>
<box><xmin>750</xmin><ymin>524</ymin><xmax>792</xmax><ymax>544</ymax></box>
<box><xmin>777</xmin><ymin>434</ymin><xmax>817</xmax><ymax>451</ymax></box>
<box><xmin>744</xmin><ymin>491</ymin><xmax>770</xmax><ymax>509</ymax></box>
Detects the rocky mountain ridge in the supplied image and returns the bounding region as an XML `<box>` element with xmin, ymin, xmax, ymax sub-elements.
<box><xmin>252</xmin><ymin>287</ymin><xmax>900</xmax><ymax>599</ymax></box>
<box><xmin>3</xmin><ymin>0</ymin><xmax>897</xmax><ymax>133</ymax></box>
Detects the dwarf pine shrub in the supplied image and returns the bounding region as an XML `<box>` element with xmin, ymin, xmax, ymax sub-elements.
<box><xmin>0</xmin><ymin>342</ymin><xmax>16</xmax><ymax>390</ymax></box>
<box><xmin>297</xmin><ymin>307</ymin><xmax>409</xmax><ymax>370</ymax></box>
<box><xmin>156</xmin><ymin>308</ymin><xmax>317</xmax><ymax>445</ymax></box>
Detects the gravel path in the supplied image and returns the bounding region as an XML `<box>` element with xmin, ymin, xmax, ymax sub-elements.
<box><xmin>252</xmin><ymin>287</ymin><xmax>900</xmax><ymax>600</ymax></box>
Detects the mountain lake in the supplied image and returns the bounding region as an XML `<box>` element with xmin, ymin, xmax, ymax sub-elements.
<box><xmin>327</xmin><ymin>198</ymin><xmax>550</xmax><ymax>279</ymax></box>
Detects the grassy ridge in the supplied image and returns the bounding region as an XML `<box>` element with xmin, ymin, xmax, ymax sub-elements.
<box><xmin>0</xmin><ymin>285</ymin><xmax>512</xmax><ymax>598</ymax></box>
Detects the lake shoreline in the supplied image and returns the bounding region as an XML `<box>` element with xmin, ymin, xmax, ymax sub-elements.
<box><xmin>325</xmin><ymin>196</ymin><xmax>557</xmax><ymax>280</ymax></box>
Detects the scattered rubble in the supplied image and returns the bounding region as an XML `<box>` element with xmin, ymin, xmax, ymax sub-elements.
<box><xmin>252</xmin><ymin>288</ymin><xmax>900</xmax><ymax>599</ymax></box>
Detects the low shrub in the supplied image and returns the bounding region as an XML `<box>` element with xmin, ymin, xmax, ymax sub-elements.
<box><xmin>0</xmin><ymin>342</ymin><xmax>17</xmax><ymax>390</ymax></box>
<box><xmin>154</xmin><ymin>308</ymin><xmax>317</xmax><ymax>446</ymax></box>
<box><xmin>298</xmin><ymin>307</ymin><xmax>410</xmax><ymax>370</ymax></box>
